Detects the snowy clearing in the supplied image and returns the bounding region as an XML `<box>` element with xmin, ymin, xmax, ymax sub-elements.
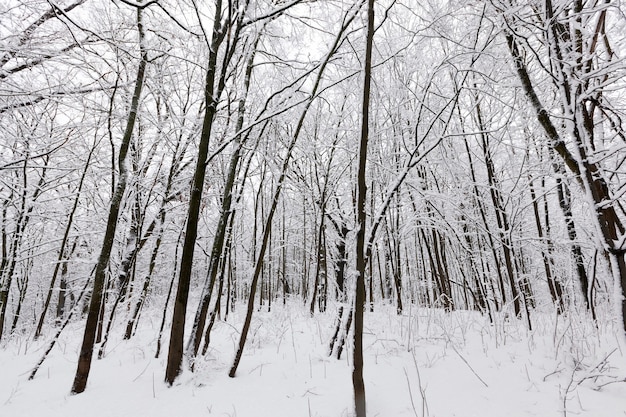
<box><xmin>2</xmin><ymin>303</ymin><xmax>625</xmax><ymax>417</ymax></box>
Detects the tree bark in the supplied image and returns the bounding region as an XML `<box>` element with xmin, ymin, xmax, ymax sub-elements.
<box><xmin>186</xmin><ymin>32</ymin><xmax>258</xmax><ymax>361</ymax></box>
<box><xmin>71</xmin><ymin>6</ymin><xmax>148</xmax><ymax>394</ymax></box>
<box><xmin>164</xmin><ymin>0</ymin><xmax>229</xmax><ymax>385</ymax></box>
<box><xmin>353</xmin><ymin>0</ymin><xmax>374</xmax><ymax>414</ymax></box>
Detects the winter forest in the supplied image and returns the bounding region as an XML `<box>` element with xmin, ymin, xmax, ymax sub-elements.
<box><xmin>1</xmin><ymin>0</ymin><xmax>626</xmax><ymax>416</ymax></box>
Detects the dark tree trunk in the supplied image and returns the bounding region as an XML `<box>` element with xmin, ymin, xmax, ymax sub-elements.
<box><xmin>186</xmin><ymin>34</ymin><xmax>258</xmax><ymax>361</ymax></box>
<box><xmin>353</xmin><ymin>0</ymin><xmax>374</xmax><ymax>414</ymax></box>
<box><xmin>164</xmin><ymin>0</ymin><xmax>228</xmax><ymax>385</ymax></box>
<box><xmin>71</xmin><ymin>7</ymin><xmax>147</xmax><ymax>394</ymax></box>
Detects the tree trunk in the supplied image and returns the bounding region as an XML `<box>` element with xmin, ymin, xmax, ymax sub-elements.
<box><xmin>353</xmin><ymin>0</ymin><xmax>374</xmax><ymax>414</ymax></box>
<box><xmin>71</xmin><ymin>6</ymin><xmax>147</xmax><ymax>394</ymax></box>
<box><xmin>35</xmin><ymin>143</ymin><xmax>95</xmax><ymax>339</ymax></box>
<box><xmin>476</xmin><ymin>98</ymin><xmax>522</xmax><ymax>317</ymax></box>
<box><xmin>550</xmin><ymin>152</ymin><xmax>590</xmax><ymax>308</ymax></box>
<box><xmin>0</xmin><ymin>156</ymin><xmax>48</xmax><ymax>340</ymax></box>
<box><xmin>186</xmin><ymin>34</ymin><xmax>258</xmax><ymax>361</ymax></box>
<box><xmin>164</xmin><ymin>0</ymin><xmax>229</xmax><ymax>385</ymax></box>
<box><xmin>529</xmin><ymin>177</ymin><xmax>565</xmax><ymax>313</ymax></box>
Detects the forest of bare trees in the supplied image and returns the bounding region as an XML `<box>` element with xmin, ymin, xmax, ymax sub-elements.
<box><xmin>1</xmin><ymin>1</ymin><xmax>625</xmax><ymax>415</ymax></box>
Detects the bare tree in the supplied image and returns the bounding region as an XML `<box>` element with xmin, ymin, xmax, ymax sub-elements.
<box><xmin>353</xmin><ymin>0</ymin><xmax>375</xmax><ymax>414</ymax></box>
<box><xmin>71</xmin><ymin>4</ymin><xmax>149</xmax><ymax>394</ymax></box>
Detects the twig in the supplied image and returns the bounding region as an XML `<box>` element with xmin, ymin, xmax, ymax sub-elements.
<box><xmin>404</xmin><ymin>367</ymin><xmax>420</xmax><ymax>417</ymax></box>
<box><xmin>132</xmin><ymin>362</ymin><xmax>151</xmax><ymax>382</ymax></box>
<box><xmin>561</xmin><ymin>367</ymin><xmax>577</xmax><ymax>417</ymax></box>
<box><xmin>411</xmin><ymin>351</ymin><xmax>429</xmax><ymax>417</ymax></box>
<box><xmin>594</xmin><ymin>377</ymin><xmax>626</xmax><ymax>390</ymax></box>
<box><xmin>450</xmin><ymin>344</ymin><xmax>488</xmax><ymax>388</ymax></box>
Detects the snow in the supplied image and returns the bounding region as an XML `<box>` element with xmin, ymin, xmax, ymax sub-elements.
<box><xmin>2</xmin><ymin>302</ymin><xmax>626</xmax><ymax>417</ymax></box>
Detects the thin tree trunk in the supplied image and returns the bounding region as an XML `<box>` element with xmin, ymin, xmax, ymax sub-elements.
<box><xmin>328</xmin><ymin>305</ymin><xmax>344</xmax><ymax>356</ymax></box>
<box><xmin>10</xmin><ymin>246</ymin><xmax>32</xmax><ymax>333</ymax></box>
<box><xmin>0</xmin><ymin>155</ymin><xmax>48</xmax><ymax>340</ymax></box>
<box><xmin>35</xmin><ymin>141</ymin><xmax>96</xmax><ymax>339</ymax></box>
<box><xmin>336</xmin><ymin>304</ymin><xmax>353</xmax><ymax>360</ymax></box>
<box><xmin>71</xmin><ymin>7</ymin><xmax>147</xmax><ymax>394</ymax></box>
<box><xmin>476</xmin><ymin>99</ymin><xmax>521</xmax><ymax>317</ymax></box>
<box><xmin>29</xmin><ymin>271</ymin><xmax>92</xmax><ymax>381</ymax></box>
<box><xmin>155</xmin><ymin>228</ymin><xmax>184</xmax><ymax>359</ymax></box>
<box><xmin>550</xmin><ymin>152</ymin><xmax>590</xmax><ymax>307</ymax></box>
<box><xmin>164</xmin><ymin>0</ymin><xmax>230</xmax><ymax>385</ymax></box>
<box><xmin>529</xmin><ymin>177</ymin><xmax>565</xmax><ymax>313</ymax></box>
<box><xmin>310</xmin><ymin>202</ymin><xmax>327</xmax><ymax>316</ymax></box>
<box><xmin>186</xmin><ymin>34</ymin><xmax>259</xmax><ymax>361</ymax></box>
<box><xmin>353</xmin><ymin>0</ymin><xmax>374</xmax><ymax>414</ymax></box>
<box><xmin>327</xmin><ymin>214</ymin><xmax>348</xmax><ymax>303</ymax></box>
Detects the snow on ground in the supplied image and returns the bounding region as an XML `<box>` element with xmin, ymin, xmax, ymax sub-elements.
<box><xmin>1</xmin><ymin>302</ymin><xmax>626</xmax><ymax>417</ymax></box>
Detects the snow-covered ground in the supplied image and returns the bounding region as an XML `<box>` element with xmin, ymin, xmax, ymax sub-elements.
<box><xmin>2</xmin><ymin>302</ymin><xmax>625</xmax><ymax>417</ymax></box>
